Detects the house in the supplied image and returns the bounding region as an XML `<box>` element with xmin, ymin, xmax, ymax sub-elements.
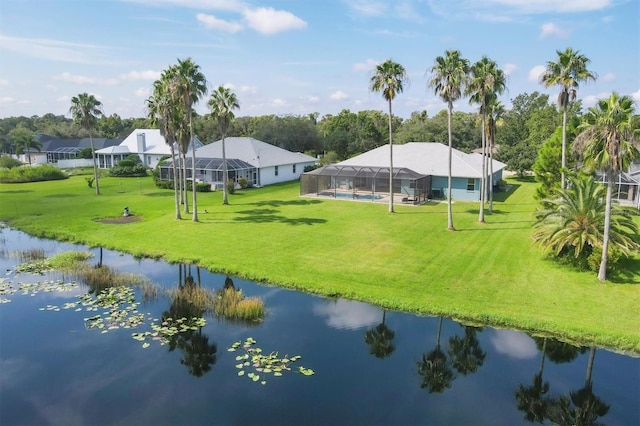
<box><xmin>95</xmin><ymin>129</ymin><xmax>202</xmax><ymax>169</ymax></box>
<box><xmin>24</xmin><ymin>134</ymin><xmax>122</xmax><ymax>166</ymax></box>
<box><xmin>159</xmin><ymin>137</ymin><xmax>316</xmax><ymax>187</ymax></box>
<box><xmin>300</xmin><ymin>142</ymin><xmax>506</xmax><ymax>203</ymax></box>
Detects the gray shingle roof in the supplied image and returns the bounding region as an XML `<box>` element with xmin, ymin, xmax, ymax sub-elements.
<box><xmin>195</xmin><ymin>137</ymin><xmax>316</xmax><ymax>167</ymax></box>
<box><xmin>338</xmin><ymin>142</ymin><xmax>506</xmax><ymax>178</ymax></box>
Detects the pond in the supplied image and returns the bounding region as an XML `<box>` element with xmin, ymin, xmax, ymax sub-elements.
<box><xmin>0</xmin><ymin>226</ymin><xmax>638</xmax><ymax>425</ymax></box>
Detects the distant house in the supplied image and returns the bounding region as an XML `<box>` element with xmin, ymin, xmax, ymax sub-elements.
<box><xmin>300</xmin><ymin>142</ymin><xmax>506</xmax><ymax>203</ymax></box>
<box><xmin>30</xmin><ymin>134</ymin><xmax>122</xmax><ymax>165</ymax></box>
<box><xmin>159</xmin><ymin>137</ymin><xmax>316</xmax><ymax>187</ymax></box>
<box><xmin>95</xmin><ymin>129</ymin><xmax>202</xmax><ymax>169</ymax></box>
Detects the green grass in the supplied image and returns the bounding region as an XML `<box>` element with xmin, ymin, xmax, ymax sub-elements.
<box><xmin>1</xmin><ymin>174</ymin><xmax>639</xmax><ymax>354</ymax></box>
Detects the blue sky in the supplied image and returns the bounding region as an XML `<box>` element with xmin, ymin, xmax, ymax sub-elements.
<box><xmin>0</xmin><ymin>0</ymin><xmax>638</xmax><ymax>120</ymax></box>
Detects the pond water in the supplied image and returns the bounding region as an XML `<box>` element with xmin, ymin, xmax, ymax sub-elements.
<box><xmin>0</xmin><ymin>226</ymin><xmax>638</xmax><ymax>426</ymax></box>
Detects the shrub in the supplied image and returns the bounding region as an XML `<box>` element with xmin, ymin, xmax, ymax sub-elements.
<box><xmin>0</xmin><ymin>156</ymin><xmax>24</xmax><ymax>169</ymax></box>
<box><xmin>0</xmin><ymin>165</ymin><xmax>68</xmax><ymax>183</ymax></box>
<box><xmin>214</xmin><ymin>287</ymin><xmax>264</xmax><ymax>322</ymax></box>
<box><xmin>117</xmin><ymin>159</ymin><xmax>135</xmax><ymax>167</ymax></box>
<box><xmin>196</xmin><ymin>182</ymin><xmax>211</xmax><ymax>192</ymax></box>
<box><xmin>588</xmin><ymin>247</ymin><xmax>622</xmax><ymax>274</ymax></box>
<box><xmin>238</xmin><ymin>177</ymin><xmax>252</xmax><ymax>189</ymax></box>
<box><xmin>109</xmin><ymin>164</ymin><xmax>148</xmax><ymax>177</ymax></box>
<box><xmin>227</xmin><ymin>181</ymin><xmax>236</xmax><ymax>195</ymax></box>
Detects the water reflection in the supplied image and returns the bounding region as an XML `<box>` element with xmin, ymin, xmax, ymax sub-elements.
<box><xmin>364</xmin><ymin>310</ymin><xmax>396</xmax><ymax>359</ymax></box>
<box><xmin>1</xmin><ymin>226</ymin><xmax>638</xmax><ymax>426</ymax></box>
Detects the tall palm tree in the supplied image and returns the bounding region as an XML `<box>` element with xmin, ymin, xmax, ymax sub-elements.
<box><xmin>364</xmin><ymin>310</ymin><xmax>396</xmax><ymax>359</ymax></box>
<box><xmin>532</xmin><ymin>174</ymin><xmax>639</xmax><ymax>264</ymax></box>
<box><xmin>70</xmin><ymin>93</ymin><xmax>103</xmax><ymax>195</ymax></box>
<box><xmin>172</xmin><ymin>58</ymin><xmax>208</xmax><ymax>222</ymax></box>
<box><xmin>574</xmin><ymin>93</ymin><xmax>640</xmax><ymax>281</ymax></box>
<box><xmin>369</xmin><ymin>59</ymin><xmax>408</xmax><ymax>213</ymax></box>
<box><xmin>417</xmin><ymin>316</ymin><xmax>456</xmax><ymax>393</ymax></box>
<box><xmin>146</xmin><ymin>74</ymin><xmax>182</xmax><ymax>220</ymax></box>
<box><xmin>540</xmin><ymin>47</ymin><xmax>597</xmax><ymax>190</ymax></box>
<box><xmin>208</xmin><ymin>86</ymin><xmax>240</xmax><ymax>205</ymax></box>
<box><xmin>486</xmin><ymin>98</ymin><xmax>505</xmax><ymax>212</ymax></box>
<box><xmin>428</xmin><ymin>50</ymin><xmax>470</xmax><ymax>230</ymax></box>
<box><xmin>467</xmin><ymin>57</ymin><xmax>506</xmax><ymax>222</ymax></box>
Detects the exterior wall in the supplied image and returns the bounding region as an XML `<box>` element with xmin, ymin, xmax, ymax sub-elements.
<box><xmin>57</xmin><ymin>159</ymin><xmax>94</xmax><ymax>168</ymax></box>
<box><xmin>431</xmin><ymin>176</ymin><xmax>480</xmax><ymax>201</ymax></box>
<box><xmin>258</xmin><ymin>161</ymin><xmax>315</xmax><ymax>186</ymax></box>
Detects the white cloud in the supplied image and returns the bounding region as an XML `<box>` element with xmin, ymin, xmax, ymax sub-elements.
<box><xmin>528</xmin><ymin>65</ymin><xmax>546</xmax><ymax>82</ymax></box>
<box><xmin>306</xmin><ymin>95</ymin><xmax>320</xmax><ymax>103</ymax></box>
<box><xmin>134</xmin><ymin>87</ymin><xmax>151</xmax><ymax>97</ymax></box>
<box><xmin>353</xmin><ymin>58</ymin><xmax>379</xmax><ymax>71</ymax></box>
<box><xmin>602</xmin><ymin>72</ymin><xmax>615</xmax><ymax>82</ymax></box>
<box><xmin>330</xmin><ymin>90</ymin><xmax>349</xmax><ymax>100</ymax></box>
<box><xmin>490</xmin><ymin>330</ymin><xmax>538</xmax><ymax>359</ymax></box>
<box><xmin>632</xmin><ymin>89</ymin><xmax>640</xmax><ymax>102</ymax></box>
<box><xmin>312</xmin><ymin>299</ymin><xmax>380</xmax><ymax>330</ymax></box>
<box><xmin>239</xmin><ymin>85</ymin><xmax>257</xmax><ymax>93</ymax></box>
<box><xmin>52</xmin><ymin>72</ymin><xmax>97</xmax><ymax>84</ymax></box>
<box><xmin>223</xmin><ymin>82</ymin><xmax>235</xmax><ymax>89</ymax></box>
<box><xmin>0</xmin><ymin>96</ymin><xmax>15</xmax><ymax>103</ymax></box>
<box><xmin>272</xmin><ymin>98</ymin><xmax>287</xmax><ymax>106</ymax></box>
<box><xmin>120</xmin><ymin>70</ymin><xmax>162</xmax><ymax>81</ymax></box>
<box><xmin>472</xmin><ymin>0</ymin><xmax>612</xmax><ymax>14</ymax></box>
<box><xmin>348</xmin><ymin>0</ymin><xmax>387</xmax><ymax>16</ymax></box>
<box><xmin>0</xmin><ymin>78</ymin><xmax>8</xmax><ymax>85</ymax></box>
<box><xmin>502</xmin><ymin>63</ymin><xmax>518</xmax><ymax>76</ymax></box>
<box><xmin>584</xmin><ymin>92</ymin><xmax>612</xmax><ymax>107</ymax></box>
<box><xmin>56</xmin><ymin>95</ymin><xmax>71</xmax><ymax>102</ymax></box>
<box><xmin>539</xmin><ymin>22</ymin><xmax>568</xmax><ymax>38</ymax></box>
<box><xmin>0</xmin><ymin>35</ymin><xmax>106</xmax><ymax>64</ymax></box>
<box><xmin>242</xmin><ymin>7</ymin><xmax>307</xmax><ymax>35</ymax></box>
<box><xmin>196</xmin><ymin>13</ymin><xmax>244</xmax><ymax>33</ymax></box>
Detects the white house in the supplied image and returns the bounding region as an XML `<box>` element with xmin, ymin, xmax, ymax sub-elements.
<box><xmin>181</xmin><ymin>137</ymin><xmax>316</xmax><ymax>187</ymax></box>
<box><xmin>95</xmin><ymin>129</ymin><xmax>202</xmax><ymax>169</ymax></box>
<box><xmin>302</xmin><ymin>142</ymin><xmax>506</xmax><ymax>202</ymax></box>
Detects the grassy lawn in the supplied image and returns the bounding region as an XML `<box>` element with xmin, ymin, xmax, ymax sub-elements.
<box><xmin>1</xmin><ymin>174</ymin><xmax>639</xmax><ymax>354</ymax></box>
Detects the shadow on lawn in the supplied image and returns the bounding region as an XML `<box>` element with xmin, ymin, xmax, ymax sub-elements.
<box><xmin>142</xmin><ymin>191</ymin><xmax>174</xmax><ymax>197</ymax></box>
<box><xmin>250</xmin><ymin>199</ymin><xmax>322</xmax><ymax>207</ymax></box>
<box><xmin>234</xmin><ymin>208</ymin><xmax>327</xmax><ymax>226</ymax></box>
<box><xmin>607</xmin><ymin>257</ymin><xmax>640</xmax><ymax>284</ymax></box>
<box><xmin>44</xmin><ymin>193</ymin><xmax>78</xmax><ymax>198</ymax></box>
<box><xmin>0</xmin><ymin>190</ymin><xmax>34</xmax><ymax>194</ymax></box>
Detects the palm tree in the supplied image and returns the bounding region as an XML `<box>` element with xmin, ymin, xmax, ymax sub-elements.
<box><xmin>486</xmin><ymin>98</ymin><xmax>505</xmax><ymax>212</ymax></box>
<box><xmin>8</xmin><ymin>127</ymin><xmax>41</xmax><ymax>165</ymax></box>
<box><xmin>574</xmin><ymin>93</ymin><xmax>640</xmax><ymax>280</ymax></box>
<box><xmin>70</xmin><ymin>93</ymin><xmax>103</xmax><ymax>195</ymax></box>
<box><xmin>447</xmin><ymin>325</ymin><xmax>485</xmax><ymax>375</ymax></box>
<box><xmin>428</xmin><ymin>50</ymin><xmax>470</xmax><ymax>230</ymax></box>
<box><xmin>147</xmin><ymin>74</ymin><xmax>182</xmax><ymax>220</ymax></box>
<box><xmin>540</xmin><ymin>47</ymin><xmax>597</xmax><ymax>190</ymax></box>
<box><xmin>364</xmin><ymin>310</ymin><xmax>396</xmax><ymax>359</ymax></box>
<box><xmin>417</xmin><ymin>316</ymin><xmax>456</xmax><ymax>393</ymax></box>
<box><xmin>369</xmin><ymin>59</ymin><xmax>408</xmax><ymax>213</ymax></box>
<box><xmin>532</xmin><ymin>174</ymin><xmax>639</xmax><ymax>265</ymax></box>
<box><xmin>172</xmin><ymin>58</ymin><xmax>208</xmax><ymax>221</ymax></box>
<box><xmin>467</xmin><ymin>56</ymin><xmax>506</xmax><ymax>223</ymax></box>
<box><xmin>208</xmin><ymin>86</ymin><xmax>240</xmax><ymax>205</ymax></box>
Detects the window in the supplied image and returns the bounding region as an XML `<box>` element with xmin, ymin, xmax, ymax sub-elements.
<box><xmin>467</xmin><ymin>178</ymin><xmax>475</xmax><ymax>191</ymax></box>
<box><xmin>275</xmin><ymin>166</ymin><xmax>279</xmax><ymax>176</ymax></box>
<box><xmin>293</xmin><ymin>164</ymin><xmax>296</xmax><ymax>174</ymax></box>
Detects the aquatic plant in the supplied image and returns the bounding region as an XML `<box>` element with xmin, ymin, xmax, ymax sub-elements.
<box><xmin>215</xmin><ymin>287</ymin><xmax>264</xmax><ymax>322</ymax></box>
<box><xmin>132</xmin><ymin>317</ymin><xmax>207</xmax><ymax>348</ymax></box>
<box><xmin>227</xmin><ymin>337</ymin><xmax>314</xmax><ymax>385</ymax></box>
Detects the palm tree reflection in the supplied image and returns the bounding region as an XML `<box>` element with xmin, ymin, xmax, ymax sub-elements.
<box><xmin>364</xmin><ymin>310</ymin><xmax>396</xmax><ymax>359</ymax></box>
<box><xmin>417</xmin><ymin>316</ymin><xmax>456</xmax><ymax>393</ymax></box>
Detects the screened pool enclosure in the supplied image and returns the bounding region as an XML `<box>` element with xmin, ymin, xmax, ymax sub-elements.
<box><xmin>159</xmin><ymin>157</ymin><xmax>258</xmax><ymax>188</ymax></box>
<box><xmin>300</xmin><ymin>165</ymin><xmax>431</xmax><ymax>205</ymax></box>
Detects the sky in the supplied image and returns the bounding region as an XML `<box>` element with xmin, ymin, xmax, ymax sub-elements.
<box><xmin>0</xmin><ymin>0</ymin><xmax>638</xmax><ymax>120</ymax></box>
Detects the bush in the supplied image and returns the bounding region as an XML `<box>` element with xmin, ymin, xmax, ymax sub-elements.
<box><xmin>0</xmin><ymin>156</ymin><xmax>24</xmax><ymax>169</ymax></box>
<box><xmin>227</xmin><ymin>181</ymin><xmax>236</xmax><ymax>195</ymax></box>
<box><xmin>0</xmin><ymin>165</ymin><xmax>68</xmax><ymax>183</ymax></box>
<box><xmin>588</xmin><ymin>246</ymin><xmax>622</xmax><ymax>274</ymax></box>
<box><xmin>238</xmin><ymin>177</ymin><xmax>252</xmax><ymax>189</ymax></box>
<box><xmin>109</xmin><ymin>164</ymin><xmax>148</xmax><ymax>177</ymax></box>
<box><xmin>117</xmin><ymin>159</ymin><xmax>135</xmax><ymax>167</ymax></box>
<box><xmin>196</xmin><ymin>182</ymin><xmax>211</xmax><ymax>192</ymax></box>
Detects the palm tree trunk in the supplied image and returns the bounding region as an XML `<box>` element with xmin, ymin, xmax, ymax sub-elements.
<box><xmin>489</xmin><ymin>130</ymin><xmax>495</xmax><ymax>213</ymax></box>
<box><xmin>190</xmin><ymin>113</ymin><xmax>198</xmax><ymax>222</ymax></box>
<box><xmin>447</xmin><ymin>103</ymin><xmax>455</xmax><ymax>230</ymax></box>
<box><xmin>585</xmin><ymin>346</ymin><xmax>596</xmax><ymax>386</ymax></box>
<box><xmin>479</xmin><ymin>113</ymin><xmax>486</xmax><ymax>223</ymax></box>
<box><xmin>388</xmin><ymin>99</ymin><xmax>394</xmax><ymax>214</ymax></box>
<box><xmin>436</xmin><ymin>316</ymin><xmax>443</xmax><ymax>348</ymax></box>
<box><xmin>90</xmin><ymin>133</ymin><xmax>100</xmax><ymax>195</ymax></box>
<box><xmin>598</xmin><ymin>175</ymin><xmax>613</xmax><ymax>281</ymax></box>
<box><xmin>561</xmin><ymin>106</ymin><xmax>568</xmax><ymax>190</ymax></box>
<box><xmin>222</xmin><ymin>136</ymin><xmax>229</xmax><ymax>205</ymax></box>
<box><xmin>182</xmin><ymin>153</ymin><xmax>189</xmax><ymax>214</ymax></box>
<box><xmin>170</xmin><ymin>144</ymin><xmax>181</xmax><ymax>220</ymax></box>
<box><xmin>539</xmin><ymin>338</ymin><xmax>547</xmax><ymax>377</ymax></box>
